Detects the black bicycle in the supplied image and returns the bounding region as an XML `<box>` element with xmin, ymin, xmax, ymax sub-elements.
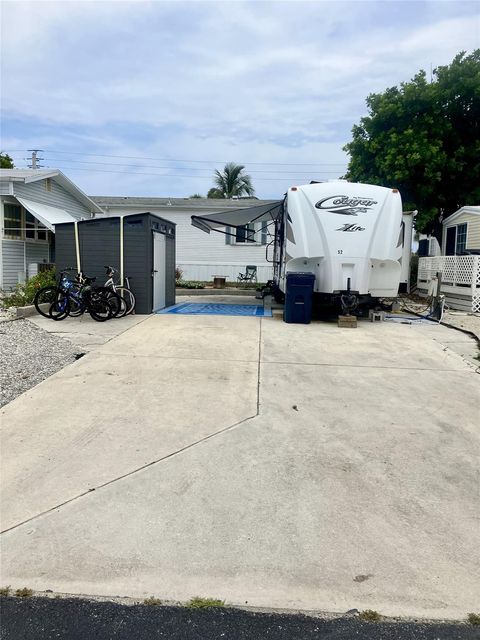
<box><xmin>34</xmin><ymin>269</ymin><xmax>122</xmax><ymax>322</ymax></box>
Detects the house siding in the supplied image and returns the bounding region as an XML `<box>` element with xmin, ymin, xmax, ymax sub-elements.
<box><xmin>0</xmin><ymin>183</ymin><xmax>11</xmax><ymax>196</ymax></box>
<box><xmin>2</xmin><ymin>240</ymin><xmax>25</xmax><ymax>290</ymax></box>
<box><xmin>13</xmin><ymin>179</ymin><xmax>93</xmax><ymax>220</ymax></box>
<box><xmin>164</xmin><ymin>233</ymin><xmax>176</xmax><ymax>306</ymax></box>
<box><xmin>102</xmin><ymin>206</ymin><xmax>274</xmax><ymax>282</ymax></box>
<box><xmin>26</xmin><ymin>241</ymin><xmax>50</xmax><ymax>273</ymax></box>
<box><xmin>443</xmin><ymin>213</ymin><xmax>480</xmax><ymax>253</ymax></box>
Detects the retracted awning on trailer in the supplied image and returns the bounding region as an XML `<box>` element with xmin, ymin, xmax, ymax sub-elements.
<box><xmin>16</xmin><ymin>197</ymin><xmax>78</xmax><ymax>231</ymax></box>
<box><xmin>191</xmin><ymin>200</ymin><xmax>283</xmax><ymax>234</ymax></box>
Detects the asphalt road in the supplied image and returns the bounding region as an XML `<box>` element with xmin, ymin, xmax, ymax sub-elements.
<box><xmin>1</xmin><ymin>598</ymin><xmax>478</xmax><ymax>640</ymax></box>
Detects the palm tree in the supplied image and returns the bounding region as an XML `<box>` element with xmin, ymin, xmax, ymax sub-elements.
<box><xmin>212</xmin><ymin>163</ymin><xmax>255</xmax><ymax>198</ymax></box>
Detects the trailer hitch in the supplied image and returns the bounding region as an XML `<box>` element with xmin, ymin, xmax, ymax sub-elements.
<box><xmin>339</xmin><ymin>277</ymin><xmax>358</xmax><ymax>315</ymax></box>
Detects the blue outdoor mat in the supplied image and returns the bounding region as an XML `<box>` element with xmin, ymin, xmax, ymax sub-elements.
<box><xmin>158</xmin><ymin>302</ymin><xmax>272</xmax><ymax>317</ymax></box>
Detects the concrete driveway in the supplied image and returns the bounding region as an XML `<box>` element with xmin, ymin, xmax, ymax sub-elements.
<box><xmin>1</xmin><ymin>313</ymin><xmax>479</xmax><ymax>620</ymax></box>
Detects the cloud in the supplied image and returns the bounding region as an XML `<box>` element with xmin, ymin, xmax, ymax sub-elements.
<box><xmin>1</xmin><ymin>0</ymin><xmax>479</xmax><ymax>197</ymax></box>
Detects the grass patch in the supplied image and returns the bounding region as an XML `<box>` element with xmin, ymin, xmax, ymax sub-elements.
<box><xmin>359</xmin><ymin>609</ymin><xmax>381</xmax><ymax>622</ymax></box>
<box><xmin>15</xmin><ymin>587</ymin><xmax>33</xmax><ymax>598</ymax></box>
<box><xmin>468</xmin><ymin>613</ymin><xmax>480</xmax><ymax>625</ymax></box>
<box><xmin>0</xmin><ymin>586</ymin><xmax>11</xmax><ymax>596</ymax></box>
<box><xmin>186</xmin><ymin>597</ymin><xmax>225</xmax><ymax>609</ymax></box>
<box><xmin>143</xmin><ymin>596</ymin><xmax>162</xmax><ymax>606</ymax></box>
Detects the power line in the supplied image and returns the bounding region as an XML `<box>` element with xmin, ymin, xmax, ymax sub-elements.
<box><xmin>36</xmin><ymin>157</ymin><xmax>343</xmax><ymax>175</ymax></box>
<box><xmin>4</xmin><ymin>148</ymin><xmax>347</xmax><ymax>167</ymax></box>
<box><xmin>37</xmin><ymin>164</ymin><xmax>340</xmax><ymax>182</ymax></box>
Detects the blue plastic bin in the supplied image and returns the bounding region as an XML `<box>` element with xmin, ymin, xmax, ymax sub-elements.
<box><xmin>283</xmin><ymin>272</ymin><xmax>315</xmax><ymax>324</ymax></box>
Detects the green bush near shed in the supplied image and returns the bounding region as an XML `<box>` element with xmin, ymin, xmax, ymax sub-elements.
<box><xmin>0</xmin><ymin>269</ymin><xmax>56</xmax><ymax>308</ymax></box>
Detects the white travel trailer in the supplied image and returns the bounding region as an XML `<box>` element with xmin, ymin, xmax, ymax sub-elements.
<box><xmin>192</xmin><ymin>181</ymin><xmax>413</xmax><ymax>313</ymax></box>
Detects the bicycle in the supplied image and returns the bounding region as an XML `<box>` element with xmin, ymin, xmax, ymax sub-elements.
<box><xmin>35</xmin><ymin>269</ymin><xmax>121</xmax><ymax>322</ymax></box>
<box><xmin>48</xmin><ymin>273</ymin><xmax>115</xmax><ymax>322</ymax></box>
<box><xmin>103</xmin><ymin>266</ymin><xmax>136</xmax><ymax>316</ymax></box>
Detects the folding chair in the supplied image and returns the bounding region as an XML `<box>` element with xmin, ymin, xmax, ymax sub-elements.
<box><xmin>237</xmin><ymin>265</ymin><xmax>257</xmax><ymax>284</ymax></box>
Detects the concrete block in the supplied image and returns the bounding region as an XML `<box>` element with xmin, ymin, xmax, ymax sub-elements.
<box><xmin>369</xmin><ymin>310</ymin><xmax>385</xmax><ymax>322</ymax></box>
<box><xmin>338</xmin><ymin>315</ymin><xmax>357</xmax><ymax>328</ymax></box>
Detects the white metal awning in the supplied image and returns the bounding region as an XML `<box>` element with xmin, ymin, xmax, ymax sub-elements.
<box><xmin>191</xmin><ymin>200</ymin><xmax>283</xmax><ymax>234</ymax></box>
<box><xmin>16</xmin><ymin>197</ymin><xmax>78</xmax><ymax>232</ymax></box>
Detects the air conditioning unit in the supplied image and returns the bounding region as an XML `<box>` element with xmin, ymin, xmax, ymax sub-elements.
<box><xmin>28</xmin><ymin>262</ymin><xmax>54</xmax><ymax>278</ymax></box>
<box><xmin>28</xmin><ymin>263</ymin><xmax>39</xmax><ymax>278</ymax></box>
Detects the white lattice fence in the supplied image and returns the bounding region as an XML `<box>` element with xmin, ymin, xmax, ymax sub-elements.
<box><xmin>474</xmin><ymin>258</ymin><xmax>480</xmax><ymax>313</ymax></box>
<box><xmin>418</xmin><ymin>256</ymin><xmax>480</xmax><ymax>313</ymax></box>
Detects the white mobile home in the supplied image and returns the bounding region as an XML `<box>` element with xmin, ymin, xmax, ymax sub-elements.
<box><xmin>0</xmin><ymin>170</ymin><xmax>102</xmax><ymax>290</ymax></box>
<box><xmin>417</xmin><ymin>206</ymin><xmax>480</xmax><ymax>312</ymax></box>
<box><xmin>442</xmin><ymin>206</ymin><xmax>480</xmax><ymax>256</ymax></box>
<box><xmin>92</xmin><ymin>196</ymin><xmax>276</xmax><ymax>283</ymax></box>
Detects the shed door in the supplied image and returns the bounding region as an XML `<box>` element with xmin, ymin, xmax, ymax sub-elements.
<box><xmin>153</xmin><ymin>232</ymin><xmax>166</xmax><ymax>311</ymax></box>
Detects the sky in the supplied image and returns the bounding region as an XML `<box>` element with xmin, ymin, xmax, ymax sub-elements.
<box><xmin>1</xmin><ymin>0</ymin><xmax>479</xmax><ymax>199</ymax></box>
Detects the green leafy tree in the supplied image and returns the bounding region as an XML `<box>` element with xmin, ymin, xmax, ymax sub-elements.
<box><xmin>344</xmin><ymin>50</ymin><xmax>480</xmax><ymax>238</ymax></box>
<box><xmin>207</xmin><ymin>187</ymin><xmax>225</xmax><ymax>199</ymax></box>
<box><xmin>0</xmin><ymin>152</ymin><xmax>14</xmax><ymax>168</ymax></box>
<box><xmin>189</xmin><ymin>193</ymin><xmax>203</xmax><ymax>199</ymax></box>
<box><xmin>211</xmin><ymin>162</ymin><xmax>255</xmax><ymax>198</ymax></box>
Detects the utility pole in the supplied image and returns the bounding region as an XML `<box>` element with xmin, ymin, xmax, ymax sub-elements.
<box><xmin>27</xmin><ymin>149</ymin><xmax>44</xmax><ymax>169</ymax></box>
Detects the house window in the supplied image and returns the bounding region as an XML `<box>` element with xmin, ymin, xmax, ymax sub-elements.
<box><xmin>456</xmin><ymin>223</ymin><xmax>467</xmax><ymax>255</ymax></box>
<box><xmin>226</xmin><ymin>222</ymin><xmax>269</xmax><ymax>245</ymax></box>
<box><xmin>3</xmin><ymin>204</ymin><xmax>49</xmax><ymax>241</ymax></box>
<box><xmin>3</xmin><ymin>203</ymin><xmax>22</xmax><ymax>239</ymax></box>
<box><xmin>25</xmin><ymin>211</ymin><xmax>48</xmax><ymax>241</ymax></box>
<box><xmin>235</xmin><ymin>224</ymin><xmax>256</xmax><ymax>243</ymax></box>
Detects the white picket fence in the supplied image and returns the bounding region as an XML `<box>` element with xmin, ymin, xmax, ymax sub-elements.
<box><xmin>417</xmin><ymin>255</ymin><xmax>480</xmax><ymax>313</ymax></box>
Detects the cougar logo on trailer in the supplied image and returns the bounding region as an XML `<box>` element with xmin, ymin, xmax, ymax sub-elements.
<box><xmin>315</xmin><ymin>195</ymin><xmax>377</xmax><ymax>216</ymax></box>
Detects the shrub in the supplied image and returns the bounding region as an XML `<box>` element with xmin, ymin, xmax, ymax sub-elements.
<box><xmin>176</xmin><ymin>280</ymin><xmax>205</xmax><ymax>289</ymax></box>
<box><xmin>175</xmin><ymin>266</ymin><xmax>184</xmax><ymax>281</ymax></box>
<box><xmin>359</xmin><ymin>609</ymin><xmax>381</xmax><ymax>622</ymax></box>
<box><xmin>1</xmin><ymin>269</ymin><xmax>56</xmax><ymax>308</ymax></box>
<box><xmin>186</xmin><ymin>597</ymin><xmax>225</xmax><ymax>609</ymax></box>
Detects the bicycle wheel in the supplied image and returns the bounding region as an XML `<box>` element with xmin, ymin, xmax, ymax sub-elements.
<box><xmin>34</xmin><ymin>286</ymin><xmax>58</xmax><ymax>318</ymax></box>
<box><xmin>95</xmin><ymin>287</ymin><xmax>125</xmax><ymax>318</ymax></box>
<box><xmin>115</xmin><ymin>287</ymin><xmax>136</xmax><ymax>315</ymax></box>
<box><xmin>88</xmin><ymin>295</ymin><xmax>112</xmax><ymax>322</ymax></box>
<box><xmin>49</xmin><ymin>291</ymin><xmax>70</xmax><ymax>321</ymax></box>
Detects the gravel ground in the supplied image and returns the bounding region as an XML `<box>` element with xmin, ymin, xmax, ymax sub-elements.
<box><xmin>442</xmin><ymin>311</ymin><xmax>480</xmax><ymax>341</ymax></box>
<box><xmin>1</xmin><ymin>598</ymin><xmax>478</xmax><ymax>640</ymax></box>
<box><xmin>0</xmin><ymin>319</ymin><xmax>80</xmax><ymax>408</ymax></box>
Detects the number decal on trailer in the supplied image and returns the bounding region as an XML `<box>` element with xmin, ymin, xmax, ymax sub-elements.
<box><xmin>338</xmin><ymin>250</ymin><xmax>343</xmax><ymax>254</ymax></box>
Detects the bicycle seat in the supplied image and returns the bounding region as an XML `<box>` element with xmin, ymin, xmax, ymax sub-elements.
<box><xmin>84</xmin><ymin>276</ymin><xmax>97</xmax><ymax>284</ymax></box>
